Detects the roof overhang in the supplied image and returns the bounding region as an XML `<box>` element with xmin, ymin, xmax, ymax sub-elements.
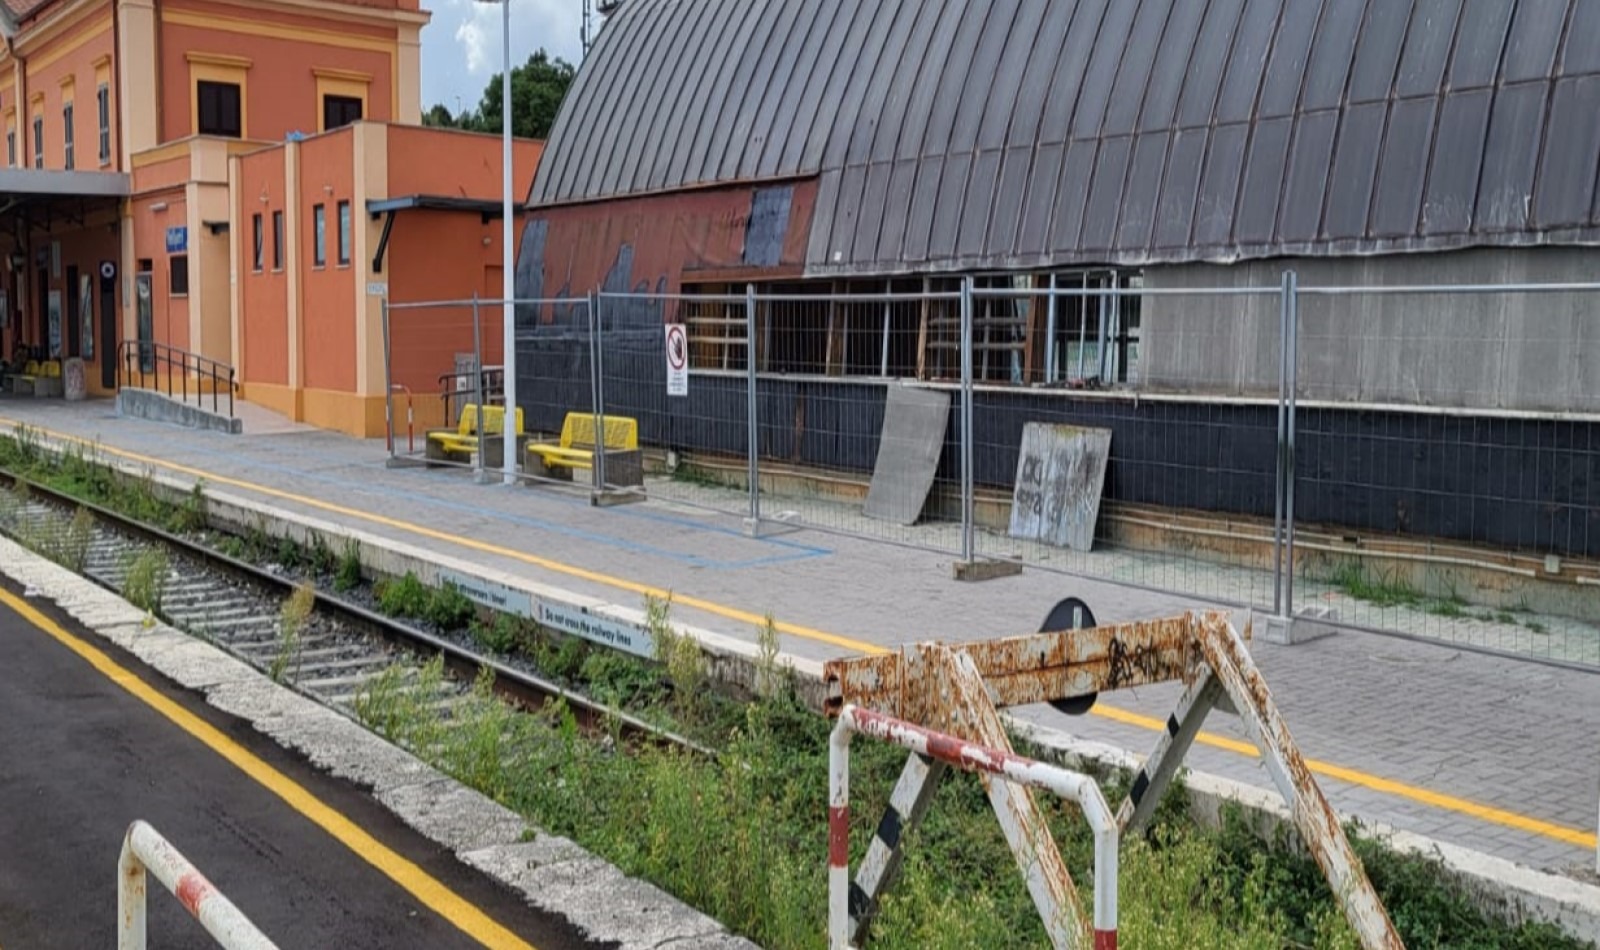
<box><xmin>366</xmin><ymin>194</ymin><xmax>520</xmax><ymax>222</ymax></box>
<box><xmin>366</xmin><ymin>195</ymin><xmax>526</xmax><ymax>273</ymax></box>
<box><xmin>0</xmin><ymin>168</ymin><xmax>130</xmax><ymax>199</ymax></box>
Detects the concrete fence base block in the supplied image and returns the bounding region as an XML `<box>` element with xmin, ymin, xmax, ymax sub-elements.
<box><xmin>1262</xmin><ymin>605</ymin><xmax>1341</xmax><ymax>645</ymax></box>
<box><xmin>590</xmin><ymin>489</ymin><xmax>645</xmax><ymax>508</ymax></box>
<box><xmin>115</xmin><ymin>388</ymin><xmax>242</xmax><ymax>435</ymax></box>
<box><xmin>953</xmin><ymin>556</ymin><xmax>1025</xmax><ymax>582</ymax></box>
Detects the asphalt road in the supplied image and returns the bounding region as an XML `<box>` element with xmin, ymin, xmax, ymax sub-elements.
<box><xmin>0</xmin><ymin>577</ymin><xmax>607</xmax><ymax>950</ymax></box>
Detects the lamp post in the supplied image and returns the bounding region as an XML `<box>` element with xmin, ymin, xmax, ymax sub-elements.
<box><xmin>477</xmin><ymin>0</ymin><xmax>517</xmax><ymax>485</ymax></box>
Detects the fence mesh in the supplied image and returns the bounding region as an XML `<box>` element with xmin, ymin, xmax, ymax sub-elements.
<box><xmin>383</xmin><ymin>276</ymin><xmax>1600</xmax><ymax>669</ymax></box>
<box><xmin>1288</xmin><ymin>285</ymin><xmax>1600</xmax><ymax>665</ymax></box>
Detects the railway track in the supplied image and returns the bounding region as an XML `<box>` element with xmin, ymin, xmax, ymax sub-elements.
<box><xmin>0</xmin><ymin>470</ymin><xmax>706</xmax><ymax>753</ymax></box>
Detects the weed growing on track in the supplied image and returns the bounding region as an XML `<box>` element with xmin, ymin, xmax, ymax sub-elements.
<box><xmin>270</xmin><ymin>581</ymin><xmax>315</xmax><ymax>683</ymax></box>
<box><xmin>122</xmin><ymin>548</ymin><xmax>169</xmax><ymax>615</ymax></box>
<box><xmin>335</xmin><ymin>540</ymin><xmax>363</xmax><ymax>592</ymax></box>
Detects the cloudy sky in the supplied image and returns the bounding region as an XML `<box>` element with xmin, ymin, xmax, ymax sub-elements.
<box><xmin>421</xmin><ymin>0</ymin><xmax>589</xmax><ymax>115</ymax></box>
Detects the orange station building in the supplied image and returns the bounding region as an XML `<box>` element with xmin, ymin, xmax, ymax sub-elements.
<box><xmin>0</xmin><ymin>0</ymin><xmax>539</xmax><ymax>435</ymax></box>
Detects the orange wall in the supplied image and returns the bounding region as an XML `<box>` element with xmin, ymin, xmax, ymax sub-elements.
<box><xmin>297</xmin><ymin>127</ymin><xmax>356</xmax><ymax>392</ymax></box>
<box><xmin>386</xmin><ymin>125</ymin><xmax>542</xmax><ymax>199</ymax></box>
<box><xmin>130</xmin><ymin>192</ymin><xmax>190</xmax><ymax>351</ymax></box>
<box><xmin>161</xmin><ymin>0</ymin><xmax>398</xmax><ymax>145</ymax></box>
<box><xmin>238</xmin><ymin>146</ymin><xmax>289</xmax><ymax>386</ymax></box>
<box><xmin>16</xmin><ymin>11</ymin><xmax>115</xmax><ymax>171</ymax></box>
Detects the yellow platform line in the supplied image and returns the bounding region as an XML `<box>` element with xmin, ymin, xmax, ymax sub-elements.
<box><xmin>0</xmin><ymin>585</ymin><xmax>538</xmax><ymax>950</ymax></box>
<box><xmin>6</xmin><ymin>417</ymin><xmax>1596</xmax><ymax>852</ymax></box>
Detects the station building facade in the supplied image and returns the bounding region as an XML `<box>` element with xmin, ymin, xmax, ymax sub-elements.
<box><xmin>0</xmin><ymin>0</ymin><xmax>537</xmax><ymax>435</ymax></box>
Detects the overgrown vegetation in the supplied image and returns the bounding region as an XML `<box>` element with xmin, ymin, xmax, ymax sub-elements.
<box><xmin>1328</xmin><ymin>560</ymin><xmax>1559</xmax><ymax>635</ymax></box>
<box><xmin>335</xmin><ymin>540</ymin><xmax>363</xmax><ymax>592</ymax></box>
<box><xmin>354</xmin><ymin>597</ymin><xmax>1587</xmax><ymax>950</ymax></box>
<box><xmin>269</xmin><ymin>581</ymin><xmax>315</xmax><ymax>683</ymax></box>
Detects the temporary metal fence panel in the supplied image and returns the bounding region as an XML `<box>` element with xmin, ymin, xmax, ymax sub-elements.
<box><xmin>594</xmin><ymin>291</ymin><xmax>751</xmax><ymax>515</ymax></box>
<box><xmin>965</xmin><ymin>282</ymin><xmax>1284</xmax><ymax>610</ymax></box>
<box><xmin>119</xmin><ymin>819</ymin><xmax>277</xmax><ymax>950</ymax></box>
<box><xmin>383</xmin><ymin>295</ymin><xmax>593</xmax><ymax>490</ymax></box>
<box><xmin>1287</xmin><ymin>281</ymin><xmax>1600</xmax><ymax>666</ymax></box>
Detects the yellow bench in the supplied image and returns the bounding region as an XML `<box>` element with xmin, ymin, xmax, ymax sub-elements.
<box><xmin>10</xmin><ymin>359</ymin><xmax>62</xmax><ymax>396</ymax></box>
<box><xmin>525</xmin><ymin>412</ymin><xmax>644</xmax><ymax>488</ymax></box>
<box><xmin>424</xmin><ymin>404</ymin><xmax>525</xmax><ymax>466</ymax></box>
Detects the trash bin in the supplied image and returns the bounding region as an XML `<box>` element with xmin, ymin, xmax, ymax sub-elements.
<box><xmin>64</xmin><ymin>357</ymin><xmax>87</xmax><ymax>401</ymax></box>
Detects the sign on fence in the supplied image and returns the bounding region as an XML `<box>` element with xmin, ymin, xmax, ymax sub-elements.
<box><xmin>665</xmin><ymin>323</ymin><xmax>688</xmax><ymax>397</ymax></box>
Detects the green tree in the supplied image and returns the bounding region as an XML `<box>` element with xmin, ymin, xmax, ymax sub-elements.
<box><xmin>422</xmin><ymin>103</ymin><xmax>457</xmax><ymax>128</ymax></box>
<box><xmin>447</xmin><ymin>50</ymin><xmax>577</xmax><ymax>140</ymax></box>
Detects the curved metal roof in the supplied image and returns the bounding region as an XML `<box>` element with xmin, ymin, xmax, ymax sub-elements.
<box><xmin>531</xmin><ymin>0</ymin><xmax>1600</xmax><ymax>273</ymax></box>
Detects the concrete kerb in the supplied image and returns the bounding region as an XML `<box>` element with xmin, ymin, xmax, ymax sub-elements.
<box><xmin>115</xmin><ymin>388</ymin><xmax>244</xmax><ymax>435</ymax></box>
<box><xmin>0</xmin><ymin>535</ymin><xmax>758</xmax><ymax>950</ymax></box>
<box><xmin>13</xmin><ymin>430</ymin><xmax>1600</xmax><ymax>943</ymax></box>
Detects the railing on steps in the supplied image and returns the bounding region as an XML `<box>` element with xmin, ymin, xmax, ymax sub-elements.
<box><xmin>118</xmin><ymin>341</ymin><xmax>237</xmax><ymax>419</ymax></box>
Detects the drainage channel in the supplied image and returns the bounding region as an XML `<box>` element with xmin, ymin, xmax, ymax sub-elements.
<box><xmin>0</xmin><ymin>471</ymin><xmax>704</xmax><ymax>753</ymax></box>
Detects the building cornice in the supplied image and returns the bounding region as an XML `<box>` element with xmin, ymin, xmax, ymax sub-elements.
<box><xmin>199</xmin><ymin>0</ymin><xmax>429</xmax><ymax>31</ymax></box>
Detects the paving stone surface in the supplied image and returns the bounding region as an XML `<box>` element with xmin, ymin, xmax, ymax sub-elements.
<box><xmin>3</xmin><ymin>398</ymin><xmax>1596</xmax><ymax>874</ymax></box>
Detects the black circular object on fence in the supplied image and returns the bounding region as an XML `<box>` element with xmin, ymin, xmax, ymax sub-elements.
<box><xmin>1041</xmin><ymin>596</ymin><xmax>1098</xmax><ymax>716</ymax></box>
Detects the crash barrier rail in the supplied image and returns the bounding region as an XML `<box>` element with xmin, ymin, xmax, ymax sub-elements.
<box><xmin>824</xmin><ymin>603</ymin><xmax>1403</xmax><ymax>950</ymax></box>
<box><xmin>118</xmin><ymin>819</ymin><xmax>277</xmax><ymax>950</ymax></box>
<box><xmin>117</xmin><ymin>340</ymin><xmax>236</xmax><ymax>418</ymax></box>
<box><xmin>829</xmin><ymin>704</ymin><xmax>1118</xmax><ymax>950</ymax></box>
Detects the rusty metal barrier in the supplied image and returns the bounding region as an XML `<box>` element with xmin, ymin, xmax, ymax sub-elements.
<box><xmin>830</xmin><ymin>702</ymin><xmax>1119</xmax><ymax>949</ymax></box>
<box><xmin>119</xmin><ymin>820</ymin><xmax>277</xmax><ymax>950</ymax></box>
<box><xmin>824</xmin><ymin>607</ymin><xmax>1404</xmax><ymax>950</ymax></box>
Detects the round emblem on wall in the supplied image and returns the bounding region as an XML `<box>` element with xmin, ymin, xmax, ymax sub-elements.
<box><xmin>100</xmin><ymin>260</ymin><xmax>117</xmax><ymax>281</ymax></box>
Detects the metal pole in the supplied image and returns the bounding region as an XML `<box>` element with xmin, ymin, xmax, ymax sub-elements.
<box><xmin>1273</xmin><ymin>271</ymin><xmax>1290</xmax><ymax>616</ymax></box>
<box><xmin>960</xmin><ymin>277</ymin><xmax>975</xmax><ymax>564</ymax></box>
<box><xmin>827</xmin><ymin>719</ymin><xmax>851</xmax><ymax>950</ymax></box>
<box><xmin>499</xmin><ymin>0</ymin><xmax>518</xmax><ymax>486</ymax></box>
<box><xmin>747</xmin><ymin>283</ymin><xmax>760</xmax><ymax>526</ymax></box>
<box><xmin>1284</xmin><ymin>269</ymin><xmax>1299</xmax><ymax>615</ymax></box>
<box><xmin>1045</xmin><ymin>273</ymin><xmax>1057</xmax><ymax>383</ymax></box>
<box><xmin>589</xmin><ymin>293</ymin><xmax>606</xmax><ymax>492</ymax></box>
<box><xmin>472</xmin><ymin>293</ymin><xmax>485</xmax><ymax>482</ymax></box>
<box><xmin>879</xmin><ymin>280</ymin><xmax>891</xmax><ymax>377</ymax></box>
<box><xmin>381</xmin><ymin>299</ymin><xmax>395</xmax><ymax>459</ymax></box>
<box><xmin>1076</xmin><ymin>272</ymin><xmax>1087</xmax><ymax>381</ymax></box>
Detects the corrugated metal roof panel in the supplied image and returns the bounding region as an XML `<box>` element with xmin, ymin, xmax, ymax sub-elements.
<box><xmin>529</xmin><ymin>0</ymin><xmax>1600</xmax><ymax>273</ymax></box>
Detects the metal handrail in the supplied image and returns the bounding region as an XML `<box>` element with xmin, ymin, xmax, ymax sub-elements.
<box><xmin>118</xmin><ymin>340</ymin><xmax>237</xmax><ymax>418</ymax></box>
<box><xmin>438</xmin><ymin>366</ymin><xmax>503</xmax><ymax>423</ymax></box>
<box><xmin>118</xmin><ymin>820</ymin><xmax>278</xmax><ymax>949</ymax></box>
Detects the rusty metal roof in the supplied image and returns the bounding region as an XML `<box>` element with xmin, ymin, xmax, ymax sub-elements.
<box><xmin>530</xmin><ymin>0</ymin><xmax>1600</xmax><ymax>274</ymax></box>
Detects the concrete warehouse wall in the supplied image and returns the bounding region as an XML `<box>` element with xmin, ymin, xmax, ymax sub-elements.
<box><xmin>1141</xmin><ymin>247</ymin><xmax>1600</xmax><ymax>414</ymax></box>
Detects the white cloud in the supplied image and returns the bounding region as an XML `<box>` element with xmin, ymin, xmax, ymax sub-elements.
<box><xmin>422</xmin><ymin>0</ymin><xmax>589</xmax><ymax>114</ymax></box>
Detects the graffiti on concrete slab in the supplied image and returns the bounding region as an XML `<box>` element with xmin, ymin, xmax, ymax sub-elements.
<box><xmin>1007</xmin><ymin>422</ymin><xmax>1112</xmax><ymax>552</ymax></box>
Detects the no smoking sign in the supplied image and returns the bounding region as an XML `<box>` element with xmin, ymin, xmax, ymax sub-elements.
<box><xmin>665</xmin><ymin>323</ymin><xmax>688</xmax><ymax>397</ymax></box>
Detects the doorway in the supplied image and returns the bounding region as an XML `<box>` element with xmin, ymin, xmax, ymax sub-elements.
<box><xmin>99</xmin><ymin>265</ymin><xmax>116</xmax><ymax>389</ymax></box>
<box><xmin>65</xmin><ymin>264</ymin><xmax>80</xmax><ymax>357</ymax></box>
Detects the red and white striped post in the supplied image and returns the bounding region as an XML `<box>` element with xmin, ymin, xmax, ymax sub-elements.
<box><xmin>828</xmin><ymin>706</ymin><xmax>1118</xmax><ymax>950</ymax></box>
<box><xmin>118</xmin><ymin>820</ymin><xmax>277</xmax><ymax>950</ymax></box>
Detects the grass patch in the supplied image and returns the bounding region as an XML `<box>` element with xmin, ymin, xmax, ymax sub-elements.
<box><xmin>1329</xmin><ymin>561</ymin><xmax>1422</xmax><ymax>608</ymax></box>
<box><xmin>335</xmin><ymin>539</ymin><xmax>363</xmax><ymax>592</ymax></box>
<box><xmin>122</xmin><ymin>548</ymin><xmax>169</xmax><ymax>615</ymax></box>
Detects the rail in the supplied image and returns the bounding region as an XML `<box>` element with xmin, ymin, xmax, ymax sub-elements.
<box><xmin>118</xmin><ymin>820</ymin><xmax>277</xmax><ymax>949</ymax></box>
<box><xmin>829</xmin><ymin>705</ymin><xmax>1118</xmax><ymax>950</ymax></box>
<box><xmin>438</xmin><ymin>366</ymin><xmax>504</xmax><ymax>424</ymax></box>
<box><xmin>118</xmin><ymin>340</ymin><xmax>236</xmax><ymax>418</ymax></box>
